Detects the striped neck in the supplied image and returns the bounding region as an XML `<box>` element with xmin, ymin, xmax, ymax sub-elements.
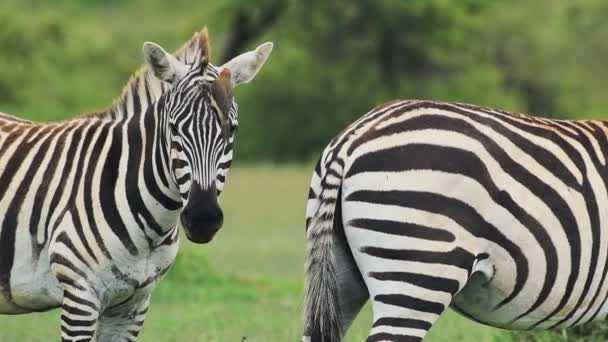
<box><xmin>77</xmin><ymin>36</ymin><xmax>210</xmax><ymax>242</ymax></box>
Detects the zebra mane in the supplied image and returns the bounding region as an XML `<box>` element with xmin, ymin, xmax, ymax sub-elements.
<box><xmin>103</xmin><ymin>27</ymin><xmax>211</xmax><ymax>119</ymax></box>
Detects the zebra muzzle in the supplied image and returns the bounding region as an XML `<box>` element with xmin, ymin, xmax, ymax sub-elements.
<box><xmin>180</xmin><ymin>183</ymin><xmax>224</xmax><ymax>243</ymax></box>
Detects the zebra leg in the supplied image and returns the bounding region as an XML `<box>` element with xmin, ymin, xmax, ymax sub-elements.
<box><xmin>95</xmin><ymin>295</ymin><xmax>151</xmax><ymax>342</ymax></box>
<box><xmin>344</xmin><ymin>219</ymin><xmax>475</xmax><ymax>342</ymax></box>
<box><xmin>49</xmin><ymin>238</ymin><xmax>102</xmax><ymax>340</ymax></box>
<box><xmin>60</xmin><ymin>286</ymin><xmax>101</xmax><ymax>342</ymax></box>
<box><xmin>334</xmin><ymin>217</ymin><xmax>369</xmax><ymax>333</ymax></box>
<box><xmin>357</xmin><ymin>253</ymin><xmax>469</xmax><ymax>341</ymax></box>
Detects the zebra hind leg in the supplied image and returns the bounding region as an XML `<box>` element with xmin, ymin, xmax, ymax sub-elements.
<box><xmin>361</xmin><ymin>254</ymin><xmax>473</xmax><ymax>342</ymax></box>
<box><xmin>95</xmin><ymin>295</ymin><xmax>151</xmax><ymax>342</ymax></box>
<box><xmin>334</xmin><ymin>216</ymin><xmax>369</xmax><ymax>335</ymax></box>
<box><xmin>345</xmin><ymin>222</ymin><xmax>477</xmax><ymax>341</ymax></box>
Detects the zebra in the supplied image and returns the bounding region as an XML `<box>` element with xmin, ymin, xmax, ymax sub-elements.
<box><xmin>0</xmin><ymin>27</ymin><xmax>272</xmax><ymax>341</ymax></box>
<box><xmin>302</xmin><ymin>99</ymin><xmax>608</xmax><ymax>341</ymax></box>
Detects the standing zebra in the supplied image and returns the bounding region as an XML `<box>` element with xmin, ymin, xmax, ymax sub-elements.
<box><xmin>303</xmin><ymin>100</ymin><xmax>608</xmax><ymax>341</ymax></box>
<box><xmin>0</xmin><ymin>28</ymin><xmax>272</xmax><ymax>341</ymax></box>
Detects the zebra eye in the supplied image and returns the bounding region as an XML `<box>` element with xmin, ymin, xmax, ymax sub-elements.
<box><xmin>229</xmin><ymin>124</ymin><xmax>238</xmax><ymax>136</ymax></box>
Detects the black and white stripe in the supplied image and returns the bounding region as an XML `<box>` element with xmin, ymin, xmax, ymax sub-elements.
<box><xmin>0</xmin><ymin>28</ymin><xmax>272</xmax><ymax>342</ymax></box>
<box><xmin>303</xmin><ymin>100</ymin><xmax>608</xmax><ymax>341</ymax></box>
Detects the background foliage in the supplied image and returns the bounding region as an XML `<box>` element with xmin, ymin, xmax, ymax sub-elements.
<box><xmin>1</xmin><ymin>0</ymin><xmax>608</xmax><ymax>340</ymax></box>
<box><xmin>2</xmin><ymin>0</ymin><xmax>608</xmax><ymax>160</ymax></box>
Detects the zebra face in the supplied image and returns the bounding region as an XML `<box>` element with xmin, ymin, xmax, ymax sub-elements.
<box><xmin>144</xmin><ymin>39</ymin><xmax>273</xmax><ymax>243</ymax></box>
<box><xmin>168</xmin><ymin>67</ymin><xmax>237</xmax><ymax>243</ymax></box>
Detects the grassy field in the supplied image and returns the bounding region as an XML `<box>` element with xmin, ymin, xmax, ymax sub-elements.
<box><xmin>0</xmin><ymin>165</ymin><xmax>511</xmax><ymax>341</ymax></box>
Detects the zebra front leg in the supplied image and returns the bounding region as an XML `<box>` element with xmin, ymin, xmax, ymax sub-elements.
<box><xmin>60</xmin><ymin>285</ymin><xmax>101</xmax><ymax>342</ymax></box>
<box><xmin>95</xmin><ymin>295</ymin><xmax>151</xmax><ymax>342</ymax></box>
<box><xmin>50</xmin><ymin>243</ymin><xmax>102</xmax><ymax>341</ymax></box>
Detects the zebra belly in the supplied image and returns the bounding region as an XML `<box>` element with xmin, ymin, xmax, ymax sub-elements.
<box><xmin>451</xmin><ymin>271</ymin><xmax>531</xmax><ymax>329</ymax></box>
<box><xmin>451</xmin><ymin>255</ymin><xmax>591</xmax><ymax>330</ymax></box>
<box><xmin>0</xmin><ymin>246</ymin><xmax>62</xmax><ymax>314</ymax></box>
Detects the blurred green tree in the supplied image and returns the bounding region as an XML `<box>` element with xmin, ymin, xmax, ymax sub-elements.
<box><xmin>219</xmin><ymin>0</ymin><xmax>518</xmax><ymax>160</ymax></box>
<box><xmin>1</xmin><ymin>0</ymin><xmax>608</xmax><ymax>160</ymax></box>
<box><xmin>0</xmin><ymin>4</ymin><xmax>132</xmax><ymax>120</ymax></box>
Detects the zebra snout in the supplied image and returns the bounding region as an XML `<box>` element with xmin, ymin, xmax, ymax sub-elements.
<box><xmin>180</xmin><ymin>206</ymin><xmax>224</xmax><ymax>243</ymax></box>
<box><xmin>180</xmin><ymin>183</ymin><xmax>224</xmax><ymax>243</ymax></box>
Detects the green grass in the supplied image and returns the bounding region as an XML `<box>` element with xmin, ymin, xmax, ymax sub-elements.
<box><xmin>0</xmin><ymin>164</ymin><xmax>511</xmax><ymax>341</ymax></box>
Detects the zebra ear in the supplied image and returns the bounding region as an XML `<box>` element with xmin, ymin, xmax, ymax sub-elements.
<box><xmin>220</xmin><ymin>42</ymin><xmax>273</xmax><ymax>86</ymax></box>
<box><xmin>143</xmin><ymin>42</ymin><xmax>188</xmax><ymax>84</ymax></box>
<box><xmin>211</xmin><ymin>68</ymin><xmax>234</xmax><ymax>116</ymax></box>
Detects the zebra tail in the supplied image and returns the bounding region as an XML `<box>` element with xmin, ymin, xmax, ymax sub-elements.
<box><xmin>304</xmin><ymin>164</ymin><xmax>343</xmax><ymax>342</ymax></box>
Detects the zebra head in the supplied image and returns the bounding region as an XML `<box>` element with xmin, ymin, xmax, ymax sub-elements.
<box><xmin>143</xmin><ymin>36</ymin><xmax>273</xmax><ymax>243</ymax></box>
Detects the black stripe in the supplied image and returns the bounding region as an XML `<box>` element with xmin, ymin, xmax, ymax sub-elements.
<box><xmin>217</xmin><ymin>160</ymin><xmax>232</xmax><ymax>171</ymax></box>
<box><xmin>362</xmin><ymin>246</ymin><xmax>475</xmax><ymax>272</ymax></box>
<box><xmin>367</xmin><ymin>333</ymin><xmax>421</xmax><ymax>342</ymax></box>
<box><xmin>61</xmin><ymin>314</ymin><xmax>97</xmax><ymax>327</ymax></box>
<box><xmin>99</xmin><ymin>122</ymin><xmax>137</xmax><ymax>255</ymax></box>
<box><xmin>172</xmin><ymin>159</ymin><xmax>188</xmax><ymax>169</ymax></box>
<box><xmin>138</xmin><ymin>306</ymin><xmax>149</xmax><ymax>315</ymax></box>
<box><xmin>143</xmin><ymin>103</ymin><xmax>181</xmax><ymax>210</ymax></box>
<box><xmin>126</xmin><ymin>111</ymin><xmax>165</xmax><ymax>237</ymax></box>
<box><xmin>307</xmin><ymin>186</ymin><xmax>317</xmax><ymax>200</ymax></box>
<box><xmin>305</xmin><ymin>217</ymin><xmax>312</xmax><ymax>230</ymax></box>
<box><xmin>82</xmin><ymin>123</ymin><xmax>111</xmax><ymax>260</ymax></box>
<box><xmin>55</xmin><ymin>231</ymin><xmax>91</xmax><ymax>269</ymax></box>
<box><xmin>0</xmin><ymin>130</ymin><xmax>31</xmax><ymax>197</ymax></box>
<box><xmin>63</xmin><ymin>291</ymin><xmax>98</xmax><ymax>311</ymax></box>
<box><xmin>61</xmin><ymin>326</ymin><xmax>95</xmax><ymax>338</ymax></box>
<box><xmin>372</xmin><ymin>317</ymin><xmax>431</xmax><ymax>330</ymax></box>
<box><xmin>61</xmin><ymin>304</ymin><xmax>92</xmax><ymax>317</ymax></box>
<box><xmin>50</xmin><ymin>254</ymin><xmax>89</xmax><ymax>281</ymax></box>
<box><xmin>375</xmin><ymin>293</ymin><xmax>445</xmax><ymax>315</ymax></box>
<box><xmin>155</xmin><ymin>102</ymin><xmax>174</xmax><ymax>189</ymax></box>
<box><xmin>342</xmin><ymin>100</ymin><xmax>415</xmax><ymax>155</ymax></box>
<box><xmin>176</xmin><ymin>173</ymin><xmax>191</xmax><ymax>185</ymax></box>
<box><xmin>55</xmin><ymin>274</ymin><xmax>85</xmax><ymax>292</ymax></box>
<box><xmin>314</xmin><ymin>157</ymin><xmax>322</xmax><ymax>175</ymax></box>
<box><xmin>350</xmin><ymin>218</ymin><xmax>455</xmax><ymax>242</ymax></box>
<box><xmin>369</xmin><ymin>271</ymin><xmax>460</xmax><ymax>295</ymax></box>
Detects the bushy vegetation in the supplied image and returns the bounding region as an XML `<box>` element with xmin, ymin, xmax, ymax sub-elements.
<box><xmin>2</xmin><ymin>0</ymin><xmax>608</xmax><ymax>160</ymax></box>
